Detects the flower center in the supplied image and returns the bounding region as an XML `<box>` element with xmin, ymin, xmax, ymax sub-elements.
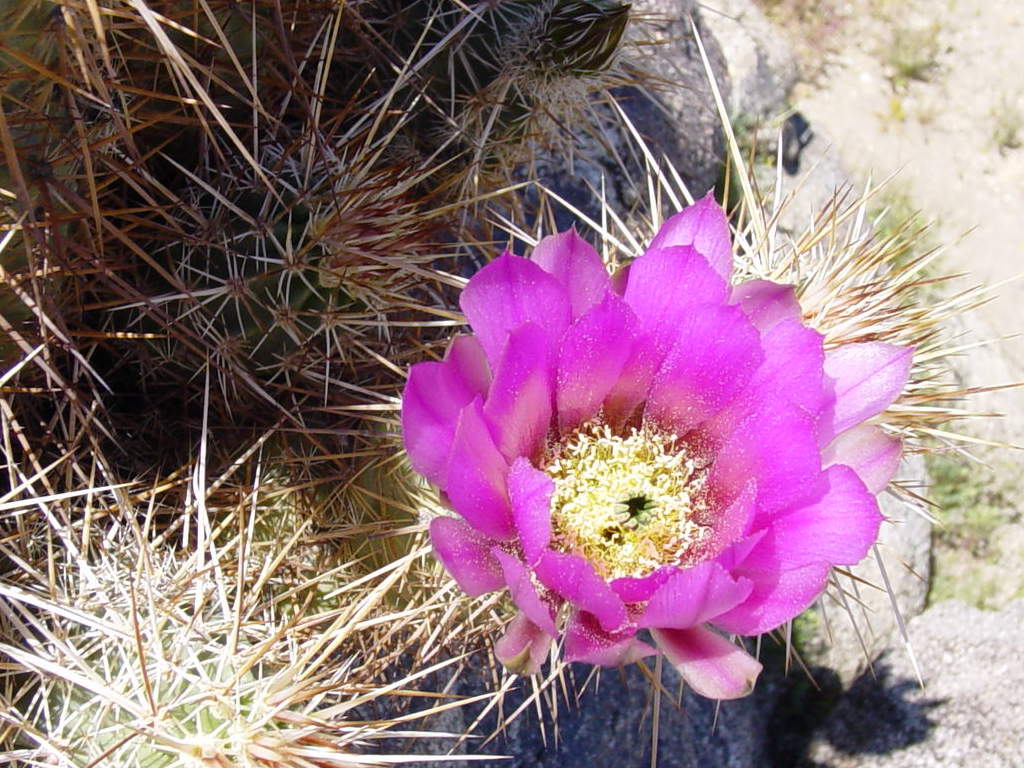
<box><xmin>544</xmin><ymin>420</ymin><xmax>712</xmax><ymax>581</ymax></box>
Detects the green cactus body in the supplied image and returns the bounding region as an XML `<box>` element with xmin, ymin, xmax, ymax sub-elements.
<box><xmin>363</xmin><ymin>0</ymin><xmax>632</xmax><ymax>175</ymax></box>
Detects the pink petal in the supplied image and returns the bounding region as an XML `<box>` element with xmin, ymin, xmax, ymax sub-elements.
<box><xmin>508</xmin><ymin>457</ymin><xmax>554</xmax><ymax>565</ymax></box>
<box><xmin>730</xmin><ymin>280</ymin><xmax>802</xmax><ymax>332</ymax></box>
<box><xmin>622</xmin><ymin>244</ymin><xmax>729</xmax><ymax>361</ymax></box>
<box><xmin>713</xmin><ymin>561</ymin><xmax>831</xmax><ymax>636</ymax></box>
<box><xmin>445</xmin><ymin>334</ymin><xmax>492</xmax><ymax>399</ymax></box>
<box><xmin>445</xmin><ymin>399</ymin><xmax>515</xmax><ymax>540</ymax></box>
<box><xmin>530</xmin><ymin>228</ymin><xmax>611</xmax><ymax>319</ymax></box>
<box><xmin>610</xmin><ymin>566</ymin><xmax>675</xmax><ymax>603</ymax></box>
<box><xmin>651</xmin><ymin>625</ymin><xmax>763</xmax><ymax>699</ymax></box>
<box><xmin>556</xmin><ymin>292</ymin><xmax>639</xmax><ymax>431</ymax></box>
<box><xmin>695</xmin><ymin>318</ymin><xmax>829</xmax><ymax>453</ymax></box>
<box><xmin>711</xmin><ymin>397</ymin><xmax>825</xmax><ymax>520</ymax></box>
<box><xmin>695</xmin><ymin>481</ymin><xmax>757</xmax><ymax>563</ymax></box>
<box><xmin>402</xmin><ymin>362</ymin><xmax>468</xmax><ymax>486</ymax></box>
<box><xmin>563</xmin><ymin>611</ymin><xmax>656</xmax><ymax>666</ymax></box>
<box><xmin>645</xmin><ymin>304</ymin><xmax>763</xmax><ymax>434</ymax></box>
<box><xmin>638</xmin><ymin>562</ymin><xmax>752</xmax><ymax>630</ymax></box>
<box><xmin>402</xmin><ymin>335</ymin><xmax>493</xmax><ymax>486</ymax></box>
<box><xmin>483</xmin><ymin>323</ymin><xmax>554</xmax><ymax>462</ymax></box>
<box><xmin>825</xmin><ymin>342</ymin><xmax>913</xmax><ymax>436</ymax></box>
<box><xmin>769</xmin><ymin>464</ymin><xmax>883</xmax><ymax>569</ymax></box>
<box><xmin>748</xmin><ymin>318</ymin><xmax>829</xmax><ymax>417</ymax></box>
<box><xmin>713</xmin><ymin>464</ymin><xmax>882</xmax><ymax>635</ymax></box>
<box><xmin>823</xmin><ymin>424</ymin><xmax>903</xmax><ymax>494</ymax></box>
<box><xmin>534</xmin><ymin>550</ymin><xmax>628</xmax><ymax>633</ymax></box>
<box><xmin>647</xmin><ymin>193</ymin><xmax>733</xmax><ymax>281</ymax></box>
<box><xmin>494</xmin><ymin>612</ymin><xmax>553</xmax><ymax>676</ymax></box>
<box><xmin>429</xmin><ymin>517</ymin><xmax>504</xmax><ymax>596</ymax></box>
<box><xmin>492</xmin><ymin>548</ymin><xmax>557</xmax><ymax>636</ymax></box>
<box><xmin>460</xmin><ymin>251</ymin><xmax>572</xmax><ymax>369</ymax></box>
<box><xmin>600</xmin><ymin>333</ymin><xmax>662</xmax><ymax>428</ymax></box>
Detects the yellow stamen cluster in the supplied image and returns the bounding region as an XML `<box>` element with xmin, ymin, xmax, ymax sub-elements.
<box><xmin>545</xmin><ymin>421</ymin><xmax>712</xmax><ymax>581</ymax></box>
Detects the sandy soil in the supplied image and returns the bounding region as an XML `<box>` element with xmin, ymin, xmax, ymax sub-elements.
<box><xmin>777</xmin><ymin>0</ymin><xmax>1024</xmax><ymax>606</ymax></box>
<box><xmin>793</xmin><ymin>0</ymin><xmax>1024</xmax><ymax>439</ymax></box>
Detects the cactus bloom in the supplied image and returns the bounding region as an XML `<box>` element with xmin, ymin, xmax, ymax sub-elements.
<box><xmin>402</xmin><ymin>194</ymin><xmax>912</xmax><ymax>699</ymax></box>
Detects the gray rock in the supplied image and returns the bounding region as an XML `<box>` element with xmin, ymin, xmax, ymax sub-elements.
<box><xmin>386</xmin><ymin>651</ymin><xmax>808</xmax><ymax>767</ymax></box>
<box><xmin>626</xmin><ymin>0</ymin><xmax>732</xmax><ymax>196</ymax></box>
<box><xmin>528</xmin><ymin>0</ymin><xmax>731</xmax><ymax>231</ymax></box>
<box><xmin>805</xmin><ymin>599</ymin><xmax>1024</xmax><ymax>768</ymax></box>
<box><xmin>699</xmin><ymin>0</ymin><xmax>799</xmax><ymax>119</ymax></box>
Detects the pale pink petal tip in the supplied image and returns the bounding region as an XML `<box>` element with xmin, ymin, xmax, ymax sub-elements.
<box><xmin>825</xmin><ymin>342</ymin><xmax>914</xmax><ymax>436</ymax></box>
<box><xmin>647</xmin><ymin>192</ymin><xmax>733</xmax><ymax>281</ymax></box>
<box><xmin>651</xmin><ymin>625</ymin><xmax>763</xmax><ymax>700</ymax></box>
<box><xmin>824</xmin><ymin>424</ymin><xmax>903</xmax><ymax>494</ymax></box>
<box><xmin>494</xmin><ymin>612</ymin><xmax>553</xmax><ymax>676</ymax></box>
<box><xmin>530</xmin><ymin>228</ymin><xmax>611</xmax><ymax>318</ymax></box>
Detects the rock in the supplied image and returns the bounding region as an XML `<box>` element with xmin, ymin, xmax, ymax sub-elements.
<box><xmin>626</xmin><ymin>0</ymin><xmax>732</xmax><ymax>196</ymax></box>
<box><xmin>384</xmin><ymin>653</ymin><xmax>795</xmax><ymax>767</ymax></box>
<box><xmin>805</xmin><ymin>599</ymin><xmax>1024</xmax><ymax>768</ymax></box>
<box><xmin>699</xmin><ymin>0</ymin><xmax>799</xmax><ymax>119</ymax></box>
<box><xmin>530</xmin><ymin>0</ymin><xmax>731</xmax><ymax>229</ymax></box>
<box><xmin>815</xmin><ymin>455</ymin><xmax>932</xmax><ymax>684</ymax></box>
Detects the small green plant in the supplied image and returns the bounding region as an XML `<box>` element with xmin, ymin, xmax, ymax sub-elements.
<box><xmin>883</xmin><ymin>23</ymin><xmax>942</xmax><ymax>91</ymax></box>
<box><xmin>991</xmin><ymin>96</ymin><xmax>1023</xmax><ymax>154</ymax></box>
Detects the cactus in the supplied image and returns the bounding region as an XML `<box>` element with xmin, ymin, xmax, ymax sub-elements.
<box><xmin>372</xmin><ymin>0</ymin><xmax>633</xmax><ymax>180</ymax></box>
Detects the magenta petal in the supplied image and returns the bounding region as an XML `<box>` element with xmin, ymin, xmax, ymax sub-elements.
<box><xmin>402</xmin><ymin>334</ymin><xmax>490</xmax><ymax>486</ymax></box>
<box><xmin>445</xmin><ymin>334</ymin><xmax>492</xmax><ymax>399</ymax></box>
<box><xmin>638</xmin><ymin>562</ymin><xmax>752</xmax><ymax>629</ymax></box>
<box><xmin>823</xmin><ymin>425</ymin><xmax>903</xmax><ymax>494</ymax></box>
<box><xmin>645</xmin><ymin>304</ymin><xmax>763</xmax><ymax>434</ymax></box>
<box><xmin>769</xmin><ymin>464</ymin><xmax>883</xmax><ymax>569</ymax></box>
<box><xmin>483</xmin><ymin>323</ymin><xmax>553</xmax><ymax>462</ymax></box>
<box><xmin>750</xmin><ymin>319</ymin><xmax>828</xmax><ymax>415</ymax></box>
<box><xmin>445</xmin><ymin>399</ymin><xmax>514</xmax><ymax>540</ymax></box>
<box><xmin>429</xmin><ymin>517</ymin><xmax>503</xmax><ymax>597</ymax></box>
<box><xmin>508</xmin><ymin>458</ymin><xmax>553</xmax><ymax>565</ymax></box>
<box><xmin>730</xmin><ymin>280</ymin><xmax>802</xmax><ymax>332</ymax></box>
<box><xmin>564</xmin><ymin>611</ymin><xmax>656</xmax><ymax>666</ymax></box>
<box><xmin>698</xmin><ymin>482</ymin><xmax>757</xmax><ymax>562</ymax></box>
<box><xmin>494</xmin><ymin>612</ymin><xmax>553</xmax><ymax>676</ymax></box>
<box><xmin>557</xmin><ymin>292</ymin><xmax>639</xmax><ymax>431</ymax></box>
<box><xmin>622</xmin><ymin>244</ymin><xmax>729</xmax><ymax>360</ymax></box>
<box><xmin>492</xmin><ymin>548</ymin><xmax>557</xmax><ymax>636</ymax></box>
<box><xmin>651</xmin><ymin>625</ymin><xmax>762</xmax><ymax>699</ymax></box>
<box><xmin>711</xmin><ymin>397</ymin><xmax>824</xmax><ymax>519</ymax></box>
<box><xmin>402</xmin><ymin>364</ymin><xmax>462</xmax><ymax>487</ymax></box>
<box><xmin>695</xmin><ymin>318</ymin><xmax>828</xmax><ymax>450</ymax></box>
<box><xmin>403</xmin><ymin>345</ymin><xmax>489</xmax><ymax>487</ymax></box>
<box><xmin>713</xmin><ymin>561</ymin><xmax>830</xmax><ymax>636</ymax></box>
<box><xmin>713</xmin><ymin>464</ymin><xmax>882</xmax><ymax>635</ymax></box>
<box><xmin>534</xmin><ymin>550</ymin><xmax>628</xmax><ymax>633</ymax></box>
<box><xmin>601</xmin><ymin>333</ymin><xmax>662</xmax><ymax>428</ymax></box>
<box><xmin>610</xmin><ymin>566</ymin><xmax>675</xmax><ymax>603</ymax></box>
<box><xmin>825</xmin><ymin>342</ymin><xmax>913</xmax><ymax>436</ymax></box>
<box><xmin>530</xmin><ymin>228</ymin><xmax>611</xmax><ymax>318</ymax></box>
<box><xmin>646</xmin><ymin>193</ymin><xmax>733</xmax><ymax>281</ymax></box>
<box><xmin>460</xmin><ymin>251</ymin><xmax>572</xmax><ymax>368</ymax></box>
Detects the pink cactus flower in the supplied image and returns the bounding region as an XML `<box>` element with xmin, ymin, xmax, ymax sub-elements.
<box><xmin>402</xmin><ymin>194</ymin><xmax>912</xmax><ymax>699</ymax></box>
